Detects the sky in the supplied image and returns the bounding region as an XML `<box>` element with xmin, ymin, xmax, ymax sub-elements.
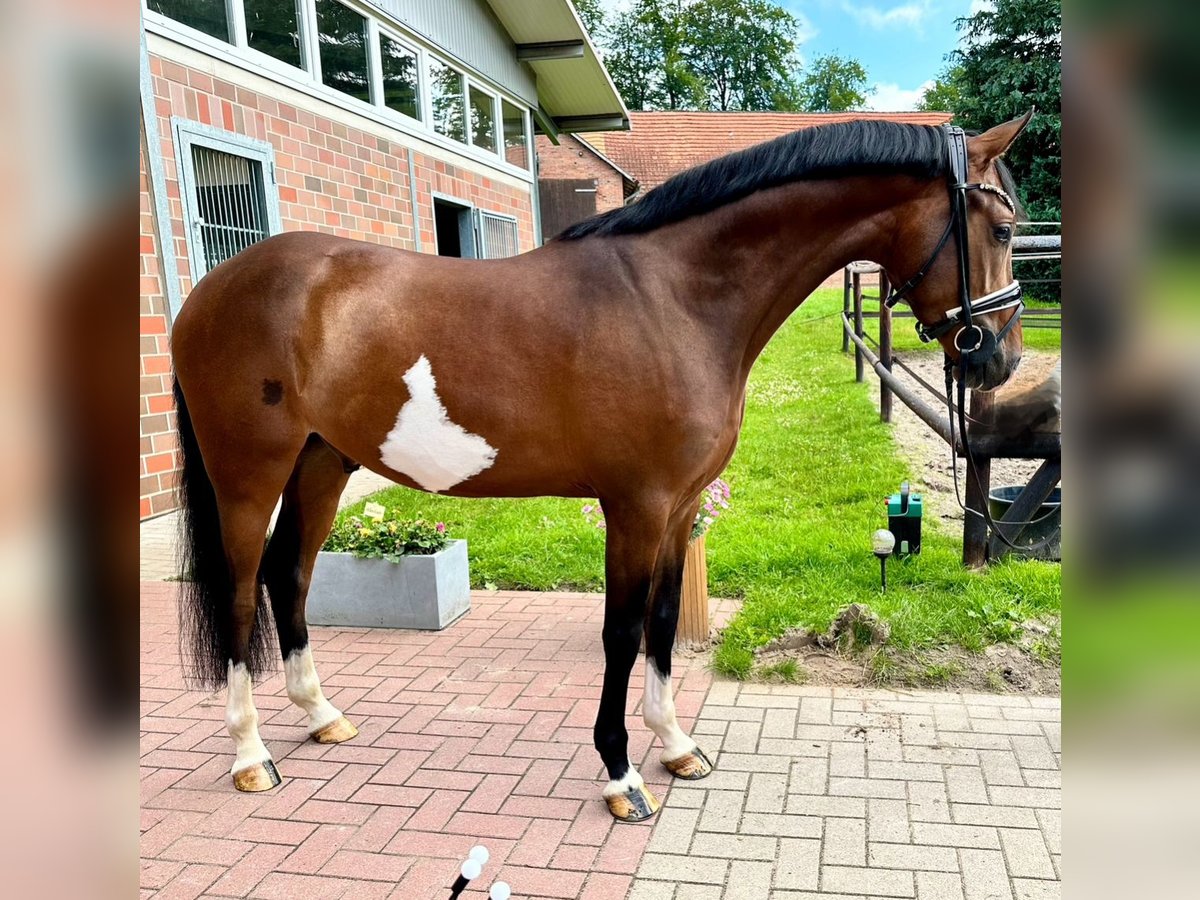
<box><xmin>594</xmin><ymin>1</ymin><xmax>992</xmax><ymax>111</ymax></box>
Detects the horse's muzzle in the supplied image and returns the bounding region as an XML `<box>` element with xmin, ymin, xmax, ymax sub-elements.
<box><xmin>958</xmin><ymin>329</ymin><xmax>1021</xmax><ymax>392</ymax></box>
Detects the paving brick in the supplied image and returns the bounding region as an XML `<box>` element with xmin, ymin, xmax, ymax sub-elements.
<box><xmin>1013</xmin><ymin>878</ymin><xmax>1060</xmax><ymax>899</ymax></box>
<box><xmin>952</xmin><ymin>803</ymin><xmax>1039</xmax><ymax>829</ymax></box>
<box><xmin>999</xmin><ymin>828</ymin><xmax>1056</xmax><ymax>879</ymax></box>
<box><xmin>912</xmin><ymin>822</ymin><xmax>1000</xmax><ymax>849</ymax></box>
<box><xmin>916</xmin><ymin>871</ymin><xmax>966</xmax><ymax>900</ymax></box>
<box><xmin>636</xmin><ymin>853</ymin><xmax>728</xmax><ymax>885</ymax></box>
<box><xmin>822</xmin><ymin>818</ymin><xmax>866</xmax><ymax>866</ymax></box>
<box><xmin>772</xmin><ymin>837</ymin><xmax>820</xmax><ymax>891</ymax></box>
<box><xmin>869</xmin><ymin>842</ymin><xmax>959</xmax><ymax>872</ymax></box>
<box><xmin>959</xmin><ymin>848</ymin><xmax>1014</xmax><ymax>900</ymax></box>
<box><xmin>698</xmin><ymin>790</ymin><xmax>745</xmax><ymax>833</ymax></box>
<box><xmin>822</xmin><ymin>864</ymin><xmax>915</xmax><ymax>897</ymax></box>
<box><xmin>738</xmin><ymin>812</ymin><xmax>821</xmax><ymax>838</ymax></box>
<box><xmin>745</xmin><ymin>772</ymin><xmax>788</xmax><ymax>812</ymax></box>
<box><xmin>722</xmin><ymin>859</ymin><xmax>772</xmax><ymax>899</ymax></box>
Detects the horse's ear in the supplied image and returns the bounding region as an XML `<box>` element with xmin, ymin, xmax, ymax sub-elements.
<box><xmin>968</xmin><ymin>110</ymin><xmax>1034</xmax><ymax>163</ymax></box>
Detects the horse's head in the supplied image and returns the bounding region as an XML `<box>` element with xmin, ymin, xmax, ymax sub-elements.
<box><xmin>892</xmin><ymin>113</ymin><xmax>1033</xmax><ymax>392</ymax></box>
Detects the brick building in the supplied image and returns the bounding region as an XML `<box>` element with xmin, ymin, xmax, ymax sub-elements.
<box><xmin>534</xmin><ymin>133</ymin><xmax>637</xmax><ymax>240</ymax></box>
<box><xmin>533</xmin><ymin>110</ymin><xmax>954</xmax><ymax>240</ymax></box>
<box><xmin>140</xmin><ymin>0</ymin><xmax>627</xmax><ymax>519</ymax></box>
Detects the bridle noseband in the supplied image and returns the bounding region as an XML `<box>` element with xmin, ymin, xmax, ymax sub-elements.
<box><xmin>884</xmin><ymin>124</ymin><xmax>1024</xmax><ymax>352</ymax></box>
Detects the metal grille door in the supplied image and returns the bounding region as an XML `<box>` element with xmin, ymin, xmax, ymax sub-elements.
<box><xmin>475</xmin><ymin>210</ymin><xmax>519</xmax><ymax>259</ymax></box>
<box><xmin>190</xmin><ymin>146</ymin><xmax>270</xmax><ymax>273</ymax></box>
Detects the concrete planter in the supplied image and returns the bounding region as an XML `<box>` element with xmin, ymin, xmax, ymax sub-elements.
<box><xmin>307</xmin><ymin>539</ymin><xmax>470</xmax><ymax>630</ymax></box>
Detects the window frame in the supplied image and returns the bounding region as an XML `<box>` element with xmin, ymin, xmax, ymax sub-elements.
<box><xmin>376</xmin><ymin>25</ymin><xmax>423</xmax><ymax>124</ymax></box>
<box><xmin>465</xmin><ymin>79</ymin><xmax>499</xmax><ymax>155</ymax></box>
<box><xmin>172</xmin><ymin>117</ymin><xmax>282</xmax><ymax>282</ymax></box>
<box><xmin>238</xmin><ymin>0</ymin><xmax>311</xmax><ymax>78</ymax></box>
<box><xmin>144</xmin><ymin>0</ymin><xmax>536</xmax><ymax>182</ymax></box>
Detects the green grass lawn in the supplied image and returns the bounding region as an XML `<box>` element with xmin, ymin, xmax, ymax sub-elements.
<box><xmin>341</xmin><ymin>289</ymin><xmax>1061</xmax><ymax>678</ymax></box>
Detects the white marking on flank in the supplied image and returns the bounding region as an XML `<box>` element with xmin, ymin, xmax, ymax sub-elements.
<box><xmin>284</xmin><ymin>645</ymin><xmax>343</xmax><ymax>734</ymax></box>
<box><xmin>226</xmin><ymin>661</ymin><xmax>271</xmax><ymax>774</ymax></box>
<box><xmin>379</xmin><ymin>355</ymin><xmax>497</xmax><ymax>493</ymax></box>
<box><xmin>602</xmin><ymin>763</ymin><xmax>645</xmax><ymax>799</ymax></box>
<box><xmin>643</xmin><ymin>658</ymin><xmax>696</xmax><ymax>763</ymax></box>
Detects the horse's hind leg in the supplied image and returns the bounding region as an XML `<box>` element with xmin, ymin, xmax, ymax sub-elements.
<box><xmin>643</xmin><ymin>498</ymin><xmax>714</xmax><ymax>781</ymax></box>
<box><xmin>595</xmin><ymin>496</ymin><xmax>672</xmax><ymax>823</ymax></box>
<box><xmin>218</xmin><ymin>483</ymin><xmax>294</xmax><ymax>792</ymax></box>
<box><xmin>262</xmin><ymin>436</ymin><xmax>357</xmax><ymax>744</ymax></box>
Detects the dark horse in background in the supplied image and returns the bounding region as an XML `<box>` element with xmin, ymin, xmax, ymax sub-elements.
<box><xmin>172</xmin><ymin>115</ymin><xmax>1030</xmax><ymax>821</ymax></box>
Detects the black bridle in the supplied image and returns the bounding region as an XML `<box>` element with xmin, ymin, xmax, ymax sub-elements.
<box><xmin>885</xmin><ymin>125</ymin><xmax>1055</xmax><ymax>556</ymax></box>
<box><xmin>884</xmin><ymin>125</ymin><xmax>1024</xmax><ymax>349</ymax></box>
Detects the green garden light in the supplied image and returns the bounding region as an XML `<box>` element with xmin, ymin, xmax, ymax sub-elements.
<box><xmin>872</xmin><ymin>529</ymin><xmax>895</xmax><ymax>592</ymax></box>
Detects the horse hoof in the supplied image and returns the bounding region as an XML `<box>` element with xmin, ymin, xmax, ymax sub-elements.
<box><xmin>232</xmin><ymin>759</ymin><xmax>281</xmax><ymax>792</ymax></box>
<box><xmin>664</xmin><ymin>746</ymin><xmax>714</xmax><ymax>780</ymax></box>
<box><xmin>311</xmin><ymin>716</ymin><xmax>358</xmax><ymax>744</ymax></box>
<box><xmin>605</xmin><ymin>783</ymin><xmax>661</xmax><ymax>823</ymax></box>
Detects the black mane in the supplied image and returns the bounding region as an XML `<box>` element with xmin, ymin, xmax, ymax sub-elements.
<box><xmin>557</xmin><ymin>120</ymin><xmax>948</xmax><ymax>240</ymax></box>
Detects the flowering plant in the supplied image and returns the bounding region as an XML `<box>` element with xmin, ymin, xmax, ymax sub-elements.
<box><xmin>582</xmin><ymin>478</ymin><xmax>732</xmax><ymax>541</ymax></box>
<box><xmin>322</xmin><ymin>510</ymin><xmax>450</xmax><ymax>562</ymax></box>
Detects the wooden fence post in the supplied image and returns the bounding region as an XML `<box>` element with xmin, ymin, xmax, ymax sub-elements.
<box><xmin>677</xmin><ymin>535</ymin><xmax>709</xmax><ymax>646</ymax></box>
<box><xmin>853</xmin><ymin>272</ymin><xmax>865</xmax><ymax>383</ymax></box>
<box><xmin>962</xmin><ymin>390</ymin><xmax>994</xmax><ymax>568</ymax></box>
<box><xmin>841</xmin><ymin>267</ymin><xmax>851</xmax><ymax>353</ymax></box>
<box><xmin>879</xmin><ymin>271</ymin><xmax>893</xmax><ymax>424</ymax></box>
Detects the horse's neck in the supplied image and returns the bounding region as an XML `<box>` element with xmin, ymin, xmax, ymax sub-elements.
<box><xmin>638</xmin><ymin>176</ymin><xmax>920</xmax><ymax>375</ymax></box>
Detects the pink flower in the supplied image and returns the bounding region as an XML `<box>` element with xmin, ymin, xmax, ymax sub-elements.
<box><xmin>435</xmin><ymin>522</ymin><xmax>446</xmax><ymax>534</ymax></box>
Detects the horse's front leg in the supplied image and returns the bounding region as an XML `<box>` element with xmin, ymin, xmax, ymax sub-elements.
<box><xmin>595</xmin><ymin>497</ymin><xmax>671</xmax><ymax>823</ymax></box>
<box><xmin>644</xmin><ymin>499</ymin><xmax>715</xmax><ymax>780</ymax></box>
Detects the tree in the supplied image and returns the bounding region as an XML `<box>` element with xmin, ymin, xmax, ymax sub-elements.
<box><xmin>951</xmin><ymin>0</ymin><xmax>1061</xmax><ymax>222</ymax></box>
<box><xmin>796</xmin><ymin>53</ymin><xmax>870</xmax><ymax>112</ymax></box>
<box><xmin>602</xmin><ymin>0</ymin><xmax>806</xmax><ymax>112</ymax></box>
<box><xmin>572</xmin><ymin>0</ymin><xmax>607</xmax><ymax>43</ymax></box>
<box><xmin>683</xmin><ymin>0</ymin><xmax>803</xmax><ymax>111</ymax></box>
<box><xmin>916</xmin><ymin>65</ymin><xmax>964</xmax><ymax>113</ymax></box>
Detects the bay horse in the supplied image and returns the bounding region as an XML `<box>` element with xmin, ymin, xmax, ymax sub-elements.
<box><xmin>171</xmin><ymin>115</ymin><xmax>1030</xmax><ymax>821</ymax></box>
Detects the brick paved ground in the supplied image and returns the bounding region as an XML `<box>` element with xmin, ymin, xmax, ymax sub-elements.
<box><xmin>141</xmin><ymin>581</ymin><xmax>714</xmax><ymax>899</ymax></box>
<box><xmin>141</xmin><ymin>581</ymin><xmax>1061</xmax><ymax>899</ymax></box>
<box><xmin>627</xmin><ymin>682</ymin><xmax>1061</xmax><ymax>900</ymax></box>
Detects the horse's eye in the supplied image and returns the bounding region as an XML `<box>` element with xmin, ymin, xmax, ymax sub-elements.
<box><xmin>993</xmin><ymin>225</ymin><xmax>1013</xmax><ymax>244</ymax></box>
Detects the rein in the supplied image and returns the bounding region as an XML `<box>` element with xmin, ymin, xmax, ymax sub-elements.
<box><xmin>887</xmin><ymin>125</ymin><xmax>1055</xmax><ymax>556</ymax></box>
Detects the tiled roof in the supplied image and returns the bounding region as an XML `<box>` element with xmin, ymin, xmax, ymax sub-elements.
<box><xmin>581</xmin><ymin>110</ymin><xmax>954</xmax><ymax>191</ymax></box>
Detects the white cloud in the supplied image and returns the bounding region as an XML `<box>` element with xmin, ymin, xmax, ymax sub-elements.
<box><xmin>969</xmin><ymin>0</ymin><xmax>996</xmax><ymax>15</ymax></box>
<box><xmin>844</xmin><ymin>2</ymin><xmax>931</xmax><ymax>32</ymax></box>
<box><xmin>866</xmin><ymin>80</ymin><xmax>934</xmax><ymax>111</ymax></box>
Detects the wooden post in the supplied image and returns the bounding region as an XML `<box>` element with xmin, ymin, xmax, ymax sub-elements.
<box><xmin>962</xmin><ymin>390</ymin><xmax>994</xmax><ymax>568</ymax></box>
<box><xmin>841</xmin><ymin>267</ymin><xmax>851</xmax><ymax>352</ymax></box>
<box><xmin>677</xmin><ymin>534</ymin><xmax>709</xmax><ymax>646</ymax></box>
<box><xmin>879</xmin><ymin>272</ymin><xmax>893</xmax><ymax>424</ymax></box>
<box><xmin>853</xmin><ymin>272</ymin><xmax>865</xmax><ymax>383</ymax></box>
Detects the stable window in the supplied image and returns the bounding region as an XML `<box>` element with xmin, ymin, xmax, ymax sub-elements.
<box><xmin>148</xmin><ymin>0</ymin><xmax>230</xmax><ymax>42</ymax></box>
<box><xmin>380</xmin><ymin>34</ymin><xmax>420</xmax><ymax>121</ymax></box>
<box><xmin>244</xmin><ymin>0</ymin><xmax>304</xmax><ymax>69</ymax></box>
<box><xmin>429</xmin><ymin>58</ymin><xmax>466</xmax><ymax>144</ymax></box>
<box><xmin>315</xmin><ymin>0</ymin><xmax>371</xmax><ymax>104</ymax></box>
<box><xmin>173</xmin><ymin>121</ymin><xmax>282</xmax><ymax>280</ymax></box>
<box><xmin>501</xmin><ymin>99</ymin><xmax>529</xmax><ymax>170</ymax></box>
<box><xmin>468</xmin><ymin>85</ymin><xmax>497</xmax><ymax>154</ymax></box>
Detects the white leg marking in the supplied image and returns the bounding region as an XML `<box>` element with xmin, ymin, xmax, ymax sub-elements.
<box><xmin>284</xmin><ymin>645</ymin><xmax>343</xmax><ymax>734</ymax></box>
<box><xmin>643</xmin><ymin>658</ymin><xmax>696</xmax><ymax>763</ymax></box>
<box><xmin>379</xmin><ymin>355</ymin><xmax>497</xmax><ymax>492</ymax></box>
<box><xmin>226</xmin><ymin>661</ymin><xmax>271</xmax><ymax>775</ymax></box>
<box><xmin>602</xmin><ymin>764</ymin><xmax>645</xmax><ymax>799</ymax></box>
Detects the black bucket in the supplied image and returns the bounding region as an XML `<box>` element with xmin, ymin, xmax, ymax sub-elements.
<box><xmin>987</xmin><ymin>485</ymin><xmax>1061</xmax><ymax>561</ymax></box>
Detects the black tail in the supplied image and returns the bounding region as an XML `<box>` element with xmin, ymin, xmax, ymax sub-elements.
<box><xmin>174</xmin><ymin>377</ymin><xmax>275</xmax><ymax>690</ymax></box>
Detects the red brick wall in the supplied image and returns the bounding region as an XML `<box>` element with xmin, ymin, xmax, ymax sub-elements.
<box><xmin>140</xmin><ymin>48</ymin><xmax>537</xmax><ymax>519</ymax></box>
<box><xmin>140</xmin><ymin>139</ymin><xmax>178</xmax><ymax>519</ymax></box>
<box><xmin>535</xmin><ymin>135</ymin><xmax>627</xmax><ymax>214</ymax></box>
